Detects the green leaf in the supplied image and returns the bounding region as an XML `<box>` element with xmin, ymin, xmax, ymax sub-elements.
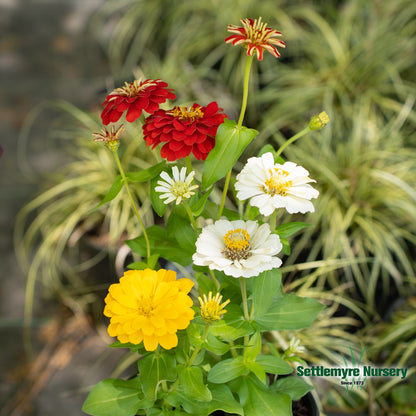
<box><xmin>272</xmin><ymin>376</ymin><xmax>313</xmax><ymax>401</ymax></box>
<box><xmin>167</xmin><ymin>210</ymin><xmax>196</xmax><ymax>252</ymax></box>
<box><xmin>82</xmin><ymin>378</ymin><xmax>148</xmax><ymax>416</ymax></box>
<box><xmin>190</xmin><ymin>188</ymin><xmax>214</xmax><ymax>216</ymax></box>
<box><xmin>126</xmin><ymin>226</ymin><xmax>192</xmax><ymax>266</ymax></box>
<box><xmin>150</xmin><ymin>175</ymin><xmax>167</xmax><ymax>217</ymax></box>
<box><xmin>209</xmin><ymin>304</ymin><xmax>254</xmax><ymax>341</ymax></box>
<box><xmin>275</xmin><ymin>222</ymin><xmax>311</xmax><ymax>238</ymax></box>
<box><xmin>208</xmin><ymin>356</ymin><xmax>249</xmax><ymax>383</ymax></box>
<box><xmin>255</xmin><ymin>355</ymin><xmax>293</xmax><ymax>375</ymax></box>
<box><xmin>202</xmin><ymin>119</ymin><xmax>258</xmax><ymax>189</ymax></box>
<box><xmin>166</xmin><ymin>384</ymin><xmax>243</xmax><ymax>416</ymax></box>
<box><xmin>245</xmin><ymin>360</ymin><xmax>266</xmax><ymax>383</ymax></box>
<box><xmin>195</xmin><ymin>272</ymin><xmax>217</xmax><ymax>296</ymax></box>
<box><xmin>240</xmin><ymin>374</ymin><xmax>292</xmax><ymax>416</ymax></box>
<box><xmin>255</xmin><ymin>294</ymin><xmax>325</xmax><ymax>331</ymax></box>
<box><xmin>203</xmin><ymin>332</ymin><xmax>230</xmax><ymax>355</ymax></box>
<box><xmin>138</xmin><ymin>352</ymin><xmax>177</xmax><ymax>400</ymax></box>
<box><xmin>90</xmin><ymin>175</ymin><xmax>123</xmax><ymax>212</ymax></box>
<box><xmin>252</xmin><ymin>270</ymin><xmax>283</xmax><ymax>317</ymax></box>
<box><xmin>126</xmin><ymin>161</ymin><xmax>166</xmax><ymax>182</ymax></box>
<box><xmin>177</xmin><ymin>365</ymin><xmax>212</xmax><ymax>402</ymax></box>
<box><xmin>280</xmin><ymin>238</ymin><xmax>291</xmax><ymax>255</ymax></box>
<box><xmin>244</xmin><ymin>331</ymin><xmax>262</xmax><ymax>363</ymax></box>
<box><xmin>258</xmin><ymin>144</ymin><xmax>276</xmax><ymax>157</ymax></box>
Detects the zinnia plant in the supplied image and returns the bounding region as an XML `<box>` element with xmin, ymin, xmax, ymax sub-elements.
<box><xmin>83</xmin><ymin>16</ymin><xmax>329</xmax><ymax>416</ymax></box>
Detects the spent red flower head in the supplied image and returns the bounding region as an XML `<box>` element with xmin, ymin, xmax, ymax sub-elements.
<box><xmin>101</xmin><ymin>79</ymin><xmax>176</xmax><ymax>125</ymax></box>
<box><xmin>225</xmin><ymin>17</ymin><xmax>285</xmax><ymax>60</ymax></box>
<box><xmin>143</xmin><ymin>102</ymin><xmax>227</xmax><ymax>161</ymax></box>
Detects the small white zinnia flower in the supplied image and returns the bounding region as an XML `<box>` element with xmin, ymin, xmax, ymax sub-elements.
<box><xmin>155</xmin><ymin>166</ymin><xmax>198</xmax><ymax>205</ymax></box>
<box><xmin>192</xmin><ymin>219</ymin><xmax>282</xmax><ymax>278</ymax></box>
<box><xmin>235</xmin><ymin>152</ymin><xmax>319</xmax><ymax>216</ymax></box>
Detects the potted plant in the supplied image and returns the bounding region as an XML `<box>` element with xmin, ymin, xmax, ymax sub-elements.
<box><xmin>82</xmin><ymin>17</ymin><xmax>329</xmax><ymax>416</ymax></box>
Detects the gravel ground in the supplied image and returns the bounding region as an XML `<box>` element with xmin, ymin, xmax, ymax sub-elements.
<box><xmin>0</xmin><ymin>1</ymin><xmax>126</xmax><ymax>415</ymax></box>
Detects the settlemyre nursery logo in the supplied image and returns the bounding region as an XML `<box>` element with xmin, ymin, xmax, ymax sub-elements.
<box><xmin>296</xmin><ymin>346</ymin><xmax>408</xmax><ymax>393</ymax></box>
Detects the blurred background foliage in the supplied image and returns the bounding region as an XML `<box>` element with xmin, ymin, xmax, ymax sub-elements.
<box><xmin>15</xmin><ymin>0</ymin><xmax>416</xmax><ymax>414</ymax></box>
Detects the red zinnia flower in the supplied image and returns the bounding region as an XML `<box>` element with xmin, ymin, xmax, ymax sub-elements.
<box><xmin>101</xmin><ymin>79</ymin><xmax>176</xmax><ymax>125</ymax></box>
<box><xmin>225</xmin><ymin>17</ymin><xmax>285</xmax><ymax>61</ymax></box>
<box><xmin>143</xmin><ymin>102</ymin><xmax>227</xmax><ymax>161</ymax></box>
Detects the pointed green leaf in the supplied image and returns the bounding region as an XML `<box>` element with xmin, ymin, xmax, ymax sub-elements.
<box><xmin>202</xmin><ymin>119</ymin><xmax>258</xmax><ymax>189</ymax></box>
<box><xmin>166</xmin><ymin>384</ymin><xmax>243</xmax><ymax>416</ymax></box>
<box><xmin>209</xmin><ymin>304</ymin><xmax>254</xmax><ymax>341</ymax></box>
<box><xmin>126</xmin><ymin>161</ymin><xmax>166</xmax><ymax>182</ymax></box>
<box><xmin>90</xmin><ymin>175</ymin><xmax>123</xmax><ymax>212</ymax></box>
<box><xmin>255</xmin><ymin>294</ymin><xmax>325</xmax><ymax>331</ymax></box>
<box><xmin>252</xmin><ymin>269</ymin><xmax>283</xmax><ymax>317</ymax></box>
<box><xmin>177</xmin><ymin>365</ymin><xmax>212</xmax><ymax>402</ymax></box>
<box><xmin>208</xmin><ymin>356</ymin><xmax>249</xmax><ymax>384</ymax></box>
<box><xmin>241</xmin><ymin>375</ymin><xmax>292</xmax><ymax>416</ymax></box>
<box><xmin>150</xmin><ymin>175</ymin><xmax>167</xmax><ymax>217</ymax></box>
<box><xmin>272</xmin><ymin>376</ymin><xmax>313</xmax><ymax>401</ymax></box>
<box><xmin>255</xmin><ymin>354</ymin><xmax>293</xmax><ymax>375</ymax></box>
<box><xmin>203</xmin><ymin>332</ymin><xmax>230</xmax><ymax>355</ymax></box>
<box><xmin>243</xmin><ymin>331</ymin><xmax>262</xmax><ymax>363</ymax></box>
<box><xmin>275</xmin><ymin>222</ymin><xmax>311</xmax><ymax>238</ymax></box>
<box><xmin>245</xmin><ymin>360</ymin><xmax>266</xmax><ymax>384</ymax></box>
<box><xmin>82</xmin><ymin>377</ymin><xmax>149</xmax><ymax>416</ymax></box>
<box><xmin>138</xmin><ymin>352</ymin><xmax>177</xmax><ymax>400</ymax></box>
<box><xmin>190</xmin><ymin>188</ymin><xmax>214</xmax><ymax>216</ymax></box>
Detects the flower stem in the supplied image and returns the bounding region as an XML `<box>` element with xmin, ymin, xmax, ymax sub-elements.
<box><xmin>185</xmin><ymin>155</ymin><xmax>193</xmax><ymax>175</ymax></box>
<box><xmin>275</xmin><ymin>126</ymin><xmax>311</xmax><ymax>158</ymax></box>
<box><xmin>112</xmin><ymin>150</ymin><xmax>151</xmax><ymax>259</ymax></box>
<box><xmin>209</xmin><ymin>269</ymin><xmax>220</xmax><ymax>290</ymax></box>
<box><xmin>269</xmin><ymin>210</ymin><xmax>278</xmax><ymax>231</ymax></box>
<box><xmin>217</xmin><ymin>55</ymin><xmax>254</xmax><ymax>220</ymax></box>
<box><xmin>183</xmin><ymin>201</ymin><xmax>198</xmax><ymax>231</ymax></box>
<box><xmin>237</xmin><ymin>55</ymin><xmax>254</xmax><ymax>129</ymax></box>
<box><xmin>216</xmin><ymin>169</ymin><xmax>231</xmax><ymax>220</ymax></box>
<box><xmin>239</xmin><ymin>277</ymin><xmax>249</xmax><ymax>321</ymax></box>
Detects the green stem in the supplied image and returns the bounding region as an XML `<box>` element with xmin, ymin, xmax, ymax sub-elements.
<box><xmin>275</xmin><ymin>126</ymin><xmax>311</xmax><ymax>158</ymax></box>
<box><xmin>185</xmin><ymin>155</ymin><xmax>193</xmax><ymax>175</ymax></box>
<box><xmin>169</xmin><ymin>324</ymin><xmax>210</xmax><ymax>393</ymax></box>
<box><xmin>183</xmin><ymin>201</ymin><xmax>198</xmax><ymax>231</ymax></box>
<box><xmin>209</xmin><ymin>269</ymin><xmax>220</xmax><ymax>290</ymax></box>
<box><xmin>216</xmin><ymin>169</ymin><xmax>231</xmax><ymax>220</ymax></box>
<box><xmin>112</xmin><ymin>150</ymin><xmax>151</xmax><ymax>259</ymax></box>
<box><xmin>269</xmin><ymin>210</ymin><xmax>278</xmax><ymax>232</ymax></box>
<box><xmin>237</xmin><ymin>55</ymin><xmax>254</xmax><ymax>129</ymax></box>
<box><xmin>239</xmin><ymin>277</ymin><xmax>249</xmax><ymax>321</ymax></box>
<box><xmin>217</xmin><ymin>55</ymin><xmax>254</xmax><ymax>220</ymax></box>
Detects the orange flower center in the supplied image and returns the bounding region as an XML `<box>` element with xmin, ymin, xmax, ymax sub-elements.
<box><xmin>263</xmin><ymin>168</ymin><xmax>292</xmax><ymax>196</ymax></box>
<box><xmin>169</xmin><ymin>106</ymin><xmax>204</xmax><ymax>121</ymax></box>
<box><xmin>222</xmin><ymin>229</ymin><xmax>251</xmax><ymax>261</ymax></box>
<box><xmin>112</xmin><ymin>80</ymin><xmax>157</xmax><ymax>97</ymax></box>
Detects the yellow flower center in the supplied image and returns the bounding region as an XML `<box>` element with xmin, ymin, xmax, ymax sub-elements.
<box><xmin>169</xmin><ymin>106</ymin><xmax>204</xmax><ymax>121</ymax></box>
<box><xmin>263</xmin><ymin>168</ymin><xmax>292</xmax><ymax>196</ymax></box>
<box><xmin>198</xmin><ymin>292</ymin><xmax>230</xmax><ymax>323</ymax></box>
<box><xmin>244</xmin><ymin>17</ymin><xmax>272</xmax><ymax>44</ymax></box>
<box><xmin>171</xmin><ymin>181</ymin><xmax>191</xmax><ymax>198</ymax></box>
<box><xmin>222</xmin><ymin>228</ymin><xmax>251</xmax><ymax>261</ymax></box>
<box><xmin>138</xmin><ymin>297</ymin><xmax>155</xmax><ymax>317</ymax></box>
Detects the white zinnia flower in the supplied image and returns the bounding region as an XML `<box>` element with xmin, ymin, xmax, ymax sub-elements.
<box><xmin>155</xmin><ymin>166</ymin><xmax>198</xmax><ymax>205</ymax></box>
<box><xmin>192</xmin><ymin>219</ymin><xmax>282</xmax><ymax>278</ymax></box>
<box><xmin>235</xmin><ymin>152</ymin><xmax>319</xmax><ymax>216</ymax></box>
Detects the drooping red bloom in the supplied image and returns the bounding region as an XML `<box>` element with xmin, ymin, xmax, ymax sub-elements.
<box><xmin>225</xmin><ymin>17</ymin><xmax>285</xmax><ymax>60</ymax></box>
<box><xmin>101</xmin><ymin>79</ymin><xmax>176</xmax><ymax>125</ymax></box>
<box><xmin>143</xmin><ymin>102</ymin><xmax>227</xmax><ymax>161</ymax></box>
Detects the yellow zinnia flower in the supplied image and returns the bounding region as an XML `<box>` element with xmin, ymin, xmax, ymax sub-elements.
<box><xmin>104</xmin><ymin>268</ymin><xmax>195</xmax><ymax>351</ymax></box>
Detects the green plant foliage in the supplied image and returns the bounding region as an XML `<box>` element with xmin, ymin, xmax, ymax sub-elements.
<box><xmin>82</xmin><ymin>377</ymin><xmax>152</xmax><ymax>416</ymax></box>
